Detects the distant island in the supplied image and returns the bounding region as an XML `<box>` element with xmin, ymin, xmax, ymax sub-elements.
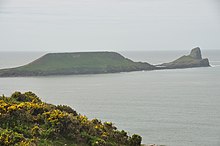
<box><xmin>0</xmin><ymin>47</ymin><xmax>210</xmax><ymax>77</ymax></box>
<box><xmin>0</xmin><ymin>92</ymin><xmax>142</xmax><ymax>145</ymax></box>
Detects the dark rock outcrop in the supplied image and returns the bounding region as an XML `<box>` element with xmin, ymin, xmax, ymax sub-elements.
<box><xmin>159</xmin><ymin>47</ymin><xmax>210</xmax><ymax>69</ymax></box>
<box><xmin>190</xmin><ymin>47</ymin><xmax>202</xmax><ymax>59</ymax></box>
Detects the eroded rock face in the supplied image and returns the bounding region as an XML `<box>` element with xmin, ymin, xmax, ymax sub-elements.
<box><xmin>200</xmin><ymin>58</ymin><xmax>210</xmax><ymax>66</ymax></box>
<box><xmin>190</xmin><ymin>47</ymin><xmax>202</xmax><ymax>59</ymax></box>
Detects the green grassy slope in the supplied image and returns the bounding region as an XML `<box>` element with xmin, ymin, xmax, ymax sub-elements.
<box><xmin>0</xmin><ymin>52</ymin><xmax>155</xmax><ymax>76</ymax></box>
<box><xmin>161</xmin><ymin>55</ymin><xmax>210</xmax><ymax>69</ymax></box>
<box><xmin>0</xmin><ymin>92</ymin><xmax>142</xmax><ymax>146</ymax></box>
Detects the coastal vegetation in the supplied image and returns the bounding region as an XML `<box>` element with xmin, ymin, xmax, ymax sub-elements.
<box><xmin>0</xmin><ymin>92</ymin><xmax>142</xmax><ymax>146</ymax></box>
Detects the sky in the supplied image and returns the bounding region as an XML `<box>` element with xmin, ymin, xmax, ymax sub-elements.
<box><xmin>0</xmin><ymin>0</ymin><xmax>220</xmax><ymax>52</ymax></box>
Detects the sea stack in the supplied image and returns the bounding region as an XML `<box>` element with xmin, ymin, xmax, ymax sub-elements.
<box><xmin>160</xmin><ymin>47</ymin><xmax>210</xmax><ymax>69</ymax></box>
<box><xmin>190</xmin><ymin>47</ymin><xmax>202</xmax><ymax>59</ymax></box>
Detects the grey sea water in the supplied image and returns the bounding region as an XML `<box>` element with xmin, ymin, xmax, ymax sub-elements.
<box><xmin>0</xmin><ymin>50</ymin><xmax>220</xmax><ymax>146</ymax></box>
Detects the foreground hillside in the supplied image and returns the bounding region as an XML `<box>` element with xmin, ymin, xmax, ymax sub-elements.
<box><xmin>0</xmin><ymin>92</ymin><xmax>142</xmax><ymax>146</ymax></box>
<box><xmin>0</xmin><ymin>52</ymin><xmax>155</xmax><ymax>77</ymax></box>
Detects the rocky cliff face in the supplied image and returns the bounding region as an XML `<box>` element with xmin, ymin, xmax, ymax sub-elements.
<box><xmin>159</xmin><ymin>47</ymin><xmax>210</xmax><ymax>69</ymax></box>
<box><xmin>190</xmin><ymin>47</ymin><xmax>202</xmax><ymax>59</ymax></box>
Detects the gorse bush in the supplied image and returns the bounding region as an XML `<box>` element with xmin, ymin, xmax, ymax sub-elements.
<box><xmin>0</xmin><ymin>129</ymin><xmax>35</xmax><ymax>146</ymax></box>
<box><xmin>0</xmin><ymin>91</ymin><xmax>142</xmax><ymax>146</ymax></box>
<box><xmin>11</xmin><ymin>91</ymin><xmax>41</xmax><ymax>103</ymax></box>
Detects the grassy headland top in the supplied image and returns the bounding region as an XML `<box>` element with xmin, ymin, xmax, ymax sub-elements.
<box><xmin>0</xmin><ymin>52</ymin><xmax>155</xmax><ymax>76</ymax></box>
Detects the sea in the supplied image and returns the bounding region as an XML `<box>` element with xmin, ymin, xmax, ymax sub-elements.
<box><xmin>0</xmin><ymin>50</ymin><xmax>219</xmax><ymax>146</ymax></box>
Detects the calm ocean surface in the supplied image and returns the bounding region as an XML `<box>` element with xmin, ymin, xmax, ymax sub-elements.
<box><xmin>0</xmin><ymin>50</ymin><xmax>220</xmax><ymax>146</ymax></box>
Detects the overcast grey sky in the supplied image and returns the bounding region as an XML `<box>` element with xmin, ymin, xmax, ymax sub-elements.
<box><xmin>0</xmin><ymin>0</ymin><xmax>219</xmax><ymax>52</ymax></box>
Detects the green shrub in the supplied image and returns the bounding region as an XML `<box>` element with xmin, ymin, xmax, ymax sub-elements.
<box><xmin>0</xmin><ymin>129</ymin><xmax>25</xmax><ymax>145</ymax></box>
<box><xmin>41</xmin><ymin>128</ymin><xmax>56</xmax><ymax>139</ymax></box>
<box><xmin>129</xmin><ymin>134</ymin><xmax>142</xmax><ymax>146</ymax></box>
<box><xmin>11</xmin><ymin>91</ymin><xmax>41</xmax><ymax>103</ymax></box>
<box><xmin>56</xmin><ymin>105</ymin><xmax>77</xmax><ymax>116</ymax></box>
